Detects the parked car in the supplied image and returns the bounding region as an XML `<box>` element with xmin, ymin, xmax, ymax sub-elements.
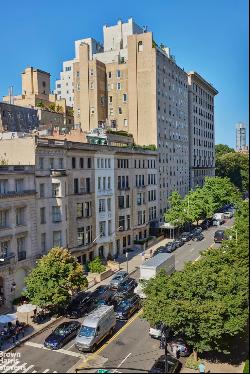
<box><xmin>110</xmin><ymin>271</ymin><xmax>128</xmax><ymax>289</ymax></box>
<box><xmin>65</xmin><ymin>292</ymin><xmax>93</xmax><ymax>319</ymax></box>
<box><xmin>214</xmin><ymin>230</ymin><xmax>227</xmax><ymax>243</ymax></box>
<box><xmin>44</xmin><ymin>321</ymin><xmax>81</xmax><ymax>350</ymax></box>
<box><xmin>149</xmin><ymin>323</ymin><xmax>172</xmax><ymax>340</ymax></box>
<box><xmin>180</xmin><ymin>232</ymin><xmax>192</xmax><ymax>242</ymax></box>
<box><xmin>224</xmin><ymin>211</ymin><xmax>234</xmax><ymax>219</ymax></box>
<box><xmin>149</xmin><ymin>355</ymin><xmax>182</xmax><ymax>373</ymax></box>
<box><xmin>75</xmin><ymin>305</ymin><xmax>116</xmax><ymax>352</ymax></box>
<box><xmin>154</xmin><ymin>246</ymin><xmax>171</xmax><ymax>256</ymax></box>
<box><xmin>169</xmin><ymin>337</ymin><xmax>191</xmax><ymax>357</ymax></box>
<box><xmin>192</xmin><ymin>233</ymin><xmax>204</xmax><ymax>242</ymax></box>
<box><xmin>201</xmin><ymin>218</ymin><xmax>212</xmax><ymax>230</ymax></box>
<box><xmin>114</xmin><ymin>278</ymin><xmax>137</xmax><ymax>297</ymax></box>
<box><xmin>191</xmin><ymin>227</ymin><xmax>203</xmax><ymax>236</ymax></box>
<box><xmin>165</xmin><ymin>242</ymin><xmax>177</xmax><ymax>253</ymax></box>
<box><xmin>91</xmin><ymin>288</ymin><xmax>115</xmax><ymax>308</ymax></box>
<box><xmin>115</xmin><ymin>294</ymin><xmax>141</xmax><ymax>320</ymax></box>
<box><xmin>174</xmin><ymin>238</ymin><xmax>184</xmax><ymax>248</ymax></box>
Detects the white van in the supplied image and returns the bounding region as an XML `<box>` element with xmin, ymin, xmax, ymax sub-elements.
<box><xmin>75</xmin><ymin>305</ymin><xmax>116</xmax><ymax>352</ymax></box>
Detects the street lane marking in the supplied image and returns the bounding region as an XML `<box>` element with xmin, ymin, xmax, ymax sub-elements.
<box><xmin>24</xmin><ymin>341</ymin><xmax>83</xmax><ymax>358</ymax></box>
<box><xmin>66</xmin><ymin>342</ymin><xmax>76</xmax><ymax>351</ymax></box>
<box><xmin>117</xmin><ymin>352</ymin><xmax>132</xmax><ymax>368</ymax></box>
<box><xmin>76</xmin><ymin>310</ymin><xmax>143</xmax><ymax>371</ymax></box>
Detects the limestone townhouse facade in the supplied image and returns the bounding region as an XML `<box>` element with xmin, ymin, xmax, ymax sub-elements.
<box><xmin>0</xmin><ymin>136</ymin><xmax>158</xmax><ymax>308</ymax></box>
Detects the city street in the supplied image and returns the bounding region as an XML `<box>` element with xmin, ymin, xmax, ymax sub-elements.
<box><xmin>0</xmin><ymin>219</ymin><xmax>234</xmax><ymax>373</ymax></box>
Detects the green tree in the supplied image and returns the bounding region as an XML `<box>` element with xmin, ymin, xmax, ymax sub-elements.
<box><xmin>36</xmin><ymin>101</ymin><xmax>45</xmax><ymax>108</ymax></box>
<box><xmin>216</xmin><ymin>152</ymin><xmax>249</xmax><ymax>192</ymax></box>
<box><xmin>143</xmin><ymin>203</ymin><xmax>249</xmax><ymax>360</ymax></box>
<box><xmin>0</xmin><ymin>157</ymin><xmax>8</xmax><ymax>165</ymax></box>
<box><xmin>215</xmin><ymin>144</ymin><xmax>235</xmax><ymax>157</ymax></box>
<box><xmin>24</xmin><ymin>247</ymin><xmax>88</xmax><ymax>309</ymax></box>
<box><xmin>164</xmin><ymin>191</ymin><xmax>186</xmax><ymax>226</ymax></box>
<box><xmin>48</xmin><ymin>103</ymin><xmax>56</xmax><ymax>112</ymax></box>
<box><xmin>88</xmin><ymin>257</ymin><xmax>106</xmax><ymax>274</ymax></box>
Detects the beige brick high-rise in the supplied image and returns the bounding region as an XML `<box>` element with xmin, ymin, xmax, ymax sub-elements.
<box><xmin>56</xmin><ymin>18</ymin><xmax>217</xmax><ymax>222</ymax></box>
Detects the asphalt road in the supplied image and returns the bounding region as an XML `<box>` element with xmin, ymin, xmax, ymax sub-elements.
<box><xmin>0</xmin><ymin>219</ymin><xmax>234</xmax><ymax>373</ymax></box>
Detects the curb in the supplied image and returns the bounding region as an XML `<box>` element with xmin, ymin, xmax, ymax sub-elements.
<box><xmin>4</xmin><ymin>315</ymin><xmax>64</xmax><ymax>353</ymax></box>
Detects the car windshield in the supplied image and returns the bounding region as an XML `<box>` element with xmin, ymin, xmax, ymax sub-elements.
<box><xmin>54</xmin><ymin>325</ymin><xmax>68</xmax><ymax>336</ymax></box>
<box><xmin>117</xmin><ymin>300</ymin><xmax>130</xmax><ymax>310</ymax></box>
<box><xmin>78</xmin><ymin>325</ymin><xmax>95</xmax><ymax>338</ymax></box>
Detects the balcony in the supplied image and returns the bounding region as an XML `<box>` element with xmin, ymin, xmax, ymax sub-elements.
<box><xmin>97</xmin><ymin>189</ymin><xmax>113</xmax><ymax>196</ymax></box>
<box><xmin>18</xmin><ymin>251</ymin><xmax>27</xmax><ymax>262</ymax></box>
<box><xmin>0</xmin><ymin>253</ymin><xmax>15</xmax><ymax>267</ymax></box>
<box><xmin>0</xmin><ymin>190</ymin><xmax>36</xmax><ymax>199</ymax></box>
<box><xmin>50</xmin><ymin>169</ymin><xmax>67</xmax><ymax>177</ymax></box>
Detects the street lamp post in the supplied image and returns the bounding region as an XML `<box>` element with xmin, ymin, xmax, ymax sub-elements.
<box><xmin>160</xmin><ymin>324</ymin><xmax>169</xmax><ymax>373</ymax></box>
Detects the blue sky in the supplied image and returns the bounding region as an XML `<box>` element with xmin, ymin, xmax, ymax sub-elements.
<box><xmin>0</xmin><ymin>0</ymin><xmax>248</xmax><ymax>147</ymax></box>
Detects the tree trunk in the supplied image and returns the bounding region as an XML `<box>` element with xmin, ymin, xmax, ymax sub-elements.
<box><xmin>193</xmin><ymin>349</ymin><xmax>198</xmax><ymax>362</ymax></box>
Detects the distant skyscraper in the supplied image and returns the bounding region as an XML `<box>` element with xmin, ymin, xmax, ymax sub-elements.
<box><xmin>236</xmin><ymin>122</ymin><xmax>247</xmax><ymax>150</ymax></box>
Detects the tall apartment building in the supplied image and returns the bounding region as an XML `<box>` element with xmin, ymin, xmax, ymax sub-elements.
<box><xmin>187</xmin><ymin>72</ymin><xmax>218</xmax><ymax>188</ymax></box>
<box><xmin>236</xmin><ymin>122</ymin><xmax>247</xmax><ymax>151</ymax></box>
<box><xmin>55</xmin><ymin>19</ymin><xmax>217</xmax><ymax>220</ymax></box>
<box><xmin>0</xmin><ymin>135</ymin><xmax>157</xmax><ymax>280</ymax></box>
<box><xmin>0</xmin><ymin>165</ymin><xmax>38</xmax><ymax>311</ymax></box>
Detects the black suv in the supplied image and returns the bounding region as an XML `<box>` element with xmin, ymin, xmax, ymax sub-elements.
<box><xmin>65</xmin><ymin>292</ymin><xmax>93</xmax><ymax>319</ymax></box>
<box><xmin>180</xmin><ymin>232</ymin><xmax>192</xmax><ymax>242</ymax></box>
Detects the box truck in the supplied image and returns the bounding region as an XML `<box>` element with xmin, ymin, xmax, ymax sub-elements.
<box><xmin>134</xmin><ymin>253</ymin><xmax>175</xmax><ymax>298</ymax></box>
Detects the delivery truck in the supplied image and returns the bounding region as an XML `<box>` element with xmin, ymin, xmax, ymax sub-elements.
<box><xmin>134</xmin><ymin>253</ymin><xmax>175</xmax><ymax>298</ymax></box>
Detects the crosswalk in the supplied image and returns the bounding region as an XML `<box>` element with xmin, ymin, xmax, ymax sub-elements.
<box><xmin>0</xmin><ymin>361</ymin><xmax>57</xmax><ymax>373</ymax></box>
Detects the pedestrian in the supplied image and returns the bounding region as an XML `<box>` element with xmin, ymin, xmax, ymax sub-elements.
<box><xmin>172</xmin><ymin>343</ymin><xmax>178</xmax><ymax>358</ymax></box>
<box><xmin>198</xmin><ymin>362</ymin><xmax>205</xmax><ymax>373</ymax></box>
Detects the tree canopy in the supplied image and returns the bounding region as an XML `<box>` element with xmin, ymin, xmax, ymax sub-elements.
<box><xmin>215</xmin><ymin>144</ymin><xmax>235</xmax><ymax>157</ymax></box>
<box><xmin>144</xmin><ymin>203</ymin><xmax>249</xmax><ymax>356</ymax></box>
<box><xmin>165</xmin><ymin>177</ymin><xmax>241</xmax><ymax>226</ymax></box>
<box><xmin>216</xmin><ymin>151</ymin><xmax>249</xmax><ymax>193</ymax></box>
<box><xmin>24</xmin><ymin>247</ymin><xmax>88</xmax><ymax>309</ymax></box>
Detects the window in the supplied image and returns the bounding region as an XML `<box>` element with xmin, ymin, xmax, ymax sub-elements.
<box><xmin>17</xmin><ymin>237</ymin><xmax>26</xmax><ymax>260</ymax></box>
<box><xmin>80</xmin><ymin>158</ymin><xmax>84</xmax><ymax>169</ymax></box>
<box><xmin>124</xmin><ymin>119</ymin><xmax>128</xmax><ymax>126</ymax></box>
<box><xmin>119</xmin><ymin>216</ymin><xmax>125</xmax><ymax>231</ymax></box>
<box><xmin>15</xmin><ymin>179</ymin><xmax>24</xmax><ymax>193</ymax></box>
<box><xmin>90</xmin><ymin>68</ymin><xmax>94</xmax><ymax>76</ymax></box>
<box><xmin>109</xmin><ymin>96</ymin><xmax>113</xmax><ymax>103</ymax></box>
<box><xmin>108</xmin><ymin>177</ymin><xmax>111</xmax><ymax>190</ymax></box>
<box><xmin>0</xmin><ymin>241</ymin><xmax>9</xmax><ymax>258</ymax></box>
<box><xmin>49</xmin><ymin>158</ymin><xmax>54</xmax><ymax>169</ymax></box>
<box><xmin>59</xmin><ymin>158</ymin><xmax>64</xmax><ymax>169</ymax></box>
<box><xmin>0</xmin><ymin>210</ymin><xmax>8</xmax><ymax>228</ymax></box>
<box><xmin>108</xmin><ymin>72</ymin><xmax>112</xmax><ymax>78</ymax></box>
<box><xmin>108</xmin><ymin>220</ymin><xmax>112</xmax><ymax>236</ymax></box>
<box><xmin>86</xmin><ymin>225</ymin><xmax>92</xmax><ymax>244</ymax></box>
<box><xmin>65</xmin><ymin>66</ymin><xmax>71</xmax><ymax>71</ymax></box>
<box><xmin>117</xmin><ymin>70</ymin><xmax>121</xmax><ymax>78</ymax></box>
<box><xmin>39</xmin><ymin>157</ymin><xmax>44</xmax><ymax>170</ymax></box>
<box><xmin>117</xmin><ymin>82</ymin><xmax>121</xmax><ymax>90</ymax></box>
<box><xmin>40</xmin><ymin>207</ymin><xmax>46</xmax><ymax>224</ymax></box>
<box><xmin>52</xmin><ymin>183</ymin><xmax>60</xmax><ymax>197</ymax></box>
<box><xmin>138</xmin><ymin>41</ymin><xmax>143</xmax><ymax>52</ymax></box>
<box><xmin>99</xmin><ymin>199</ymin><xmax>105</xmax><ymax>212</ymax></box>
<box><xmin>84</xmin><ymin>201</ymin><xmax>92</xmax><ymax>217</ymax></box>
<box><xmin>123</xmin><ymin>93</ymin><xmax>127</xmax><ymax>102</ymax></box>
<box><xmin>118</xmin><ymin>107</ymin><xmax>122</xmax><ymax>114</ymax></box>
<box><xmin>99</xmin><ymin>221</ymin><xmax>106</xmax><ymax>237</ymax></box>
<box><xmin>41</xmin><ymin>233</ymin><xmax>46</xmax><ymax>252</ymax></box>
<box><xmin>98</xmin><ymin>177</ymin><xmax>101</xmax><ymax>191</ymax></box>
<box><xmin>0</xmin><ymin>180</ymin><xmax>8</xmax><ymax>195</ymax></box>
<box><xmin>127</xmin><ymin>215</ymin><xmax>131</xmax><ymax>230</ymax></box>
<box><xmin>107</xmin><ymin>198</ymin><xmax>111</xmax><ymax>212</ymax></box>
<box><xmin>53</xmin><ymin>231</ymin><xmax>62</xmax><ymax>247</ymax></box>
<box><xmin>103</xmin><ymin>177</ymin><xmax>106</xmax><ymax>190</ymax></box>
<box><xmin>77</xmin><ymin>203</ymin><xmax>84</xmax><ymax>218</ymax></box>
<box><xmin>16</xmin><ymin>207</ymin><xmax>25</xmax><ymax>226</ymax></box>
<box><xmin>77</xmin><ymin>228</ymin><xmax>84</xmax><ymax>246</ymax></box>
<box><xmin>74</xmin><ymin>179</ymin><xmax>79</xmax><ymax>194</ymax></box>
<box><xmin>126</xmin><ymin>195</ymin><xmax>130</xmax><ymax>208</ymax></box>
<box><xmin>52</xmin><ymin>206</ymin><xmax>62</xmax><ymax>222</ymax></box>
<box><xmin>87</xmin><ymin>158</ymin><xmax>92</xmax><ymax>168</ymax></box>
<box><xmin>86</xmin><ymin>178</ymin><xmax>91</xmax><ymax>193</ymax></box>
<box><xmin>118</xmin><ymin>196</ymin><xmax>125</xmax><ymax>209</ymax></box>
<box><xmin>90</xmin><ymin>107</ymin><xmax>95</xmax><ymax>115</ymax></box>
